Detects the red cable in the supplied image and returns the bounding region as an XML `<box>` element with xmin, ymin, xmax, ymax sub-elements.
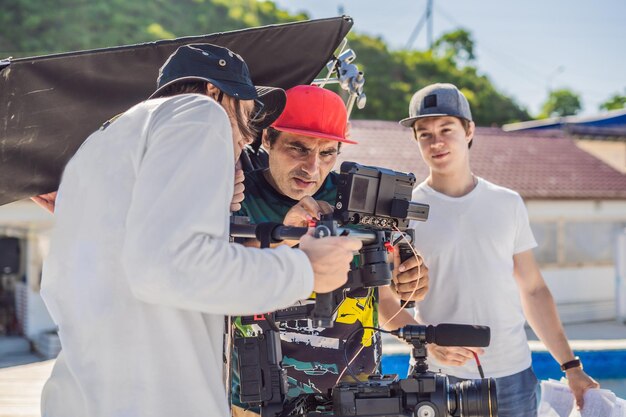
<box><xmin>472</xmin><ymin>351</ymin><xmax>485</xmax><ymax>379</ymax></box>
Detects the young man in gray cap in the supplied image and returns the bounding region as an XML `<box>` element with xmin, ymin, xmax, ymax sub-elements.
<box><xmin>400</xmin><ymin>83</ymin><xmax>598</xmax><ymax>416</ymax></box>
<box><xmin>38</xmin><ymin>44</ymin><xmax>362</xmax><ymax>417</ymax></box>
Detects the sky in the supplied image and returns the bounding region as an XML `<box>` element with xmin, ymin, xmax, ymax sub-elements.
<box><xmin>271</xmin><ymin>0</ymin><xmax>626</xmax><ymax>118</ymax></box>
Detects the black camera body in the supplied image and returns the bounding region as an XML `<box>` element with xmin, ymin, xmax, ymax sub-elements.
<box><xmin>331</xmin><ymin>373</ymin><xmax>456</xmax><ymax>417</ymax></box>
<box><xmin>329</xmin><ymin>372</ymin><xmax>496</xmax><ymax>417</ymax></box>
<box><xmin>323</xmin><ymin>324</ymin><xmax>497</xmax><ymax>417</ymax></box>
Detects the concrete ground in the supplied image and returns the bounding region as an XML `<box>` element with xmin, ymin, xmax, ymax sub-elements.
<box><xmin>0</xmin><ymin>336</ymin><xmax>50</xmax><ymax>417</ymax></box>
<box><xmin>0</xmin><ymin>358</ymin><xmax>53</xmax><ymax>417</ymax></box>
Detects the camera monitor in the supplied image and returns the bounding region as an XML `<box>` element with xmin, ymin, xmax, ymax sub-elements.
<box><xmin>334</xmin><ymin>162</ymin><xmax>429</xmax><ymax>229</ymax></box>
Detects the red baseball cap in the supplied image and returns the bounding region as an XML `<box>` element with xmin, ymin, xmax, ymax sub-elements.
<box><xmin>271</xmin><ymin>85</ymin><xmax>357</xmax><ymax>144</ymax></box>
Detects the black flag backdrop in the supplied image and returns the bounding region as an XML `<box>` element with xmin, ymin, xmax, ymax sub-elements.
<box><xmin>0</xmin><ymin>17</ymin><xmax>353</xmax><ymax>206</ymax></box>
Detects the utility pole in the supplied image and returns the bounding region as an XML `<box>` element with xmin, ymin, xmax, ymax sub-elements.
<box><xmin>405</xmin><ymin>0</ymin><xmax>435</xmax><ymax>50</ymax></box>
<box><xmin>426</xmin><ymin>0</ymin><xmax>434</xmax><ymax>49</ymax></box>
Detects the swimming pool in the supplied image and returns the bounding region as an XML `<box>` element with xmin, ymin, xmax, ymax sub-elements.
<box><xmin>381</xmin><ymin>350</ymin><xmax>626</xmax><ymax>397</ymax></box>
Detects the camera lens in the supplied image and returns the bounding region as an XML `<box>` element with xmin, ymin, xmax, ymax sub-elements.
<box><xmin>448</xmin><ymin>378</ymin><xmax>497</xmax><ymax>417</ymax></box>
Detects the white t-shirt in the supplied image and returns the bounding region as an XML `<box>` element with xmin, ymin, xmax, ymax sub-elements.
<box><xmin>411</xmin><ymin>177</ymin><xmax>537</xmax><ymax>379</ymax></box>
<box><xmin>40</xmin><ymin>94</ymin><xmax>314</xmax><ymax>417</ymax></box>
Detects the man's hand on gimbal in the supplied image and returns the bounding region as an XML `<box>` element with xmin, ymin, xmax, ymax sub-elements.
<box><xmin>392</xmin><ymin>248</ymin><xmax>429</xmax><ymax>302</ymax></box>
<box><xmin>283</xmin><ymin>196</ymin><xmax>334</xmax><ymax>227</ymax></box>
<box><xmin>427</xmin><ymin>344</ymin><xmax>484</xmax><ymax>366</ymax></box>
<box><xmin>299</xmin><ymin>229</ymin><xmax>362</xmax><ymax>294</ymax></box>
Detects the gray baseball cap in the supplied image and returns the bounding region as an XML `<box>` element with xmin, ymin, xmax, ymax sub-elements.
<box><xmin>399</xmin><ymin>83</ymin><xmax>473</xmax><ymax>128</ymax></box>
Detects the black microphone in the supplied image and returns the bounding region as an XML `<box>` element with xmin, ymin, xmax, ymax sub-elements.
<box><xmin>392</xmin><ymin>324</ymin><xmax>491</xmax><ymax>347</ymax></box>
<box><xmin>426</xmin><ymin>324</ymin><xmax>490</xmax><ymax>347</ymax></box>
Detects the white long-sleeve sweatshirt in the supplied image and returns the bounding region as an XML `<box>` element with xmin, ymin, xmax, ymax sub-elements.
<box><xmin>40</xmin><ymin>94</ymin><xmax>314</xmax><ymax>417</ymax></box>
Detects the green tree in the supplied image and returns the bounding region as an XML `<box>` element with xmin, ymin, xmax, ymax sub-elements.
<box><xmin>599</xmin><ymin>90</ymin><xmax>626</xmax><ymax>111</ymax></box>
<box><xmin>539</xmin><ymin>89</ymin><xmax>582</xmax><ymax>118</ymax></box>
<box><xmin>0</xmin><ymin>0</ymin><xmax>529</xmax><ymax>125</ymax></box>
<box><xmin>0</xmin><ymin>0</ymin><xmax>307</xmax><ymax>57</ymax></box>
<box><xmin>432</xmin><ymin>29</ymin><xmax>475</xmax><ymax>66</ymax></box>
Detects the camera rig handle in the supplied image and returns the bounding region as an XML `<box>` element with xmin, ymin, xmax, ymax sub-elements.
<box><xmin>395</xmin><ymin>229</ymin><xmax>418</xmax><ymax>309</ymax></box>
<box><xmin>310</xmin><ymin>219</ymin><xmax>340</xmax><ymax>327</ymax></box>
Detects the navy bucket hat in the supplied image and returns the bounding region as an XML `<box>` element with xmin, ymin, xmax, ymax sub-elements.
<box><xmin>150</xmin><ymin>44</ymin><xmax>286</xmax><ymax>129</ymax></box>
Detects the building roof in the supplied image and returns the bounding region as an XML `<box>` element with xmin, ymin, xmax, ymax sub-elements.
<box><xmin>339</xmin><ymin>120</ymin><xmax>626</xmax><ymax>200</ymax></box>
<box><xmin>502</xmin><ymin>108</ymin><xmax>626</xmax><ymax>140</ymax></box>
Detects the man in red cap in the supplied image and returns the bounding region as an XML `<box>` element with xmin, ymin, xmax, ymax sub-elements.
<box><xmin>231</xmin><ymin>85</ymin><xmax>428</xmax><ymax>416</ymax></box>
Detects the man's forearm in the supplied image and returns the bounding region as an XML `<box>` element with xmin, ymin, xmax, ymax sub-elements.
<box><xmin>378</xmin><ymin>286</ymin><xmax>419</xmax><ymax>330</ymax></box>
<box><xmin>522</xmin><ymin>285</ymin><xmax>575</xmax><ymax>364</ymax></box>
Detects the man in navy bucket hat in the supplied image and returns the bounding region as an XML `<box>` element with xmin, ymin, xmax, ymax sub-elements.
<box><xmin>37</xmin><ymin>43</ymin><xmax>362</xmax><ymax>417</ymax></box>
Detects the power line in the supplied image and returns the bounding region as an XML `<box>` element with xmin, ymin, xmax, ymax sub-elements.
<box><xmin>434</xmin><ymin>2</ymin><xmax>550</xmax><ymax>86</ymax></box>
<box><xmin>405</xmin><ymin>12</ymin><xmax>428</xmax><ymax>50</ymax></box>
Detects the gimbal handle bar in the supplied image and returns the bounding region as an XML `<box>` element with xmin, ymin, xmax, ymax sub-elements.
<box><xmin>229</xmin><ymin>222</ymin><xmax>378</xmax><ymax>245</ymax></box>
<box><xmin>230</xmin><ymin>221</ymin><xmax>380</xmax><ymax>327</ymax></box>
<box><xmin>230</xmin><ymin>221</ymin><xmax>417</xmax><ymax>325</ymax></box>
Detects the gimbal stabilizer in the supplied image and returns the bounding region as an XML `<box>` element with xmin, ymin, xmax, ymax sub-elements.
<box><xmin>230</xmin><ymin>161</ymin><xmax>431</xmax><ymax>326</ymax></box>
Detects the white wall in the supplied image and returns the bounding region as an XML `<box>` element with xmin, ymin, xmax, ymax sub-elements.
<box><xmin>526</xmin><ymin>199</ymin><xmax>626</xmax><ymax>220</ymax></box>
<box><xmin>543</xmin><ymin>267</ymin><xmax>615</xmax><ymax>324</ymax></box>
<box><xmin>0</xmin><ymin>199</ymin><xmax>55</xmax><ymax>229</ymax></box>
<box><xmin>0</xmin><ymin>200</ymin><xmax>55</xmax><ymax>341</ymax></box>
<box><xmin>575</xmin><ymin>140</ymin><xmax>626</xmax><ymax>174</ymax></box>
<box><xmin>24</xmin><ymin>231</ymin><xmax>56</xmax><ymax>338</ymax></box>
<box><xmin>526</xmin><ymin>199</ymin><xmax>626</xmax><ymax>323</ymax></box>
<box><xmin>616</xmin><ymin>229</ymin><xmax>626</xmax><ymax>323</ymax></box>
<box><xmin>15</xmin><ymin>280</ymin><xmax>57</xmax><ymax>339</ymax></box>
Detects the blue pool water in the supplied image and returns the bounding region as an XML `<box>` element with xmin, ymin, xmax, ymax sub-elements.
<box><xmin>531</xmin><ymin>350</ymin><xmax>626</xmax><ymax>380</ymax></box>
<box><xmin>381</xmin><ymin>350</ymin><xmax>626</xmax><ymax>397</ymax></box>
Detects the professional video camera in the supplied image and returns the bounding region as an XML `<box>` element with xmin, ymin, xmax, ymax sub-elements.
<box><xmin>237</xmin><ymin>323</ymin><xmax>497</xmax><ymax>417</ymax></box>
<box><xmin>230</xmin><ymin>161</ymin><xmax>430</xmax><ymax>327</ymax></box>
<box><xmin>323</xmin><ymin>324</ymin><xmax>497</xmax><ymax>417</ymax></box>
